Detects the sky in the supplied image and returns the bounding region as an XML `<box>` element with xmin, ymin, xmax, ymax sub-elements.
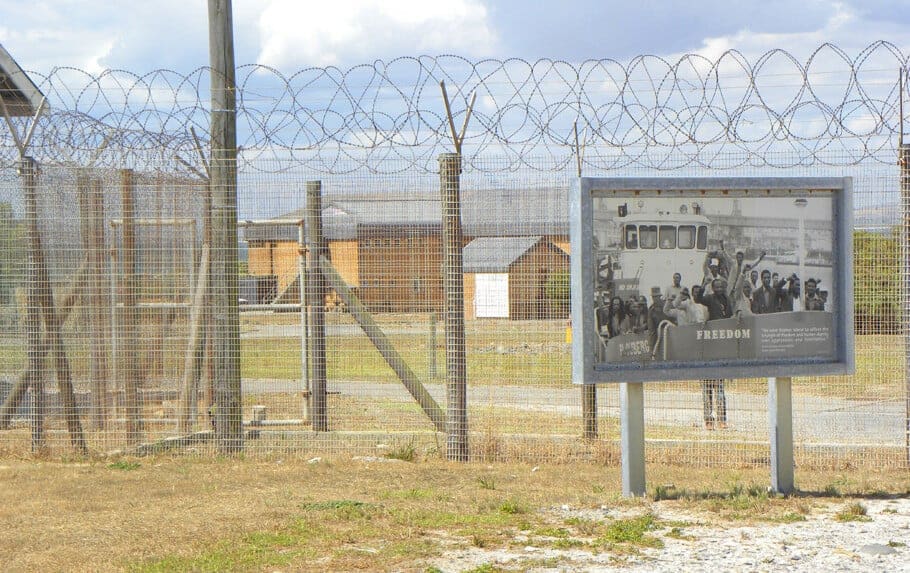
<box><xmin>0</xmin><ymin>0</ymin><xmax>908</xmax><ymax>74</ymax></box>
<box><xmin>0</xmin><ymin>1</ymin><xmax>906</xmax><ymax>223</ymax></box>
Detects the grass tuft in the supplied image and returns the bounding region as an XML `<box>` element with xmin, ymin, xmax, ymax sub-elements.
<box><xmin>823</xmin><ymin>484</ymin><xmax>842</xmax><ymax>497</ymax></box>
<box><xmin>477</xmin><ymin>476</ymin><xmax>496</xmax><ymax>490</ymax></box>
<box><xmin>497</xmin><ymin>499</ymin><xmax>528</xmax><ymax>515</ymax></box>
<box><xmin>598</xmin><ymin>514</ymin><xmax>663</xmax><ymax>548</ymax></box>
<box><xmin>384</xmin><ymin>440</ymin><xmax>418</xmax><ymax>462</ymax></box>
<box><xmin>835</xmin><ymin>502</ymin><xmax>871</xmax><ymax>522</ymax></box>
<box><xmin>107</xmin><ymin>460</ymin><xmax>141</xmax><ymax>471</ymax></box>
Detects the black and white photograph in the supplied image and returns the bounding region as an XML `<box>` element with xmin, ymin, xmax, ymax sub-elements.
<box><xmin>588</xmin><ymin>189</ymin><xmax>841</xmax><ymax>369</ymax></box>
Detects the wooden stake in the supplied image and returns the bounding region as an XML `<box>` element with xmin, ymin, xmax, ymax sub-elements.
<box><xmin>178</xmin><ymin>244</ymin><xmax>210</xmax><ymax>433</ymax></box>
<box><xmin>306</xmin><ymin>181</ymin><xmax>327</xmax><ymax>432</ymax></box>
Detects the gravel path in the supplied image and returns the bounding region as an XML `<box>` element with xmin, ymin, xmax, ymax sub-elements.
<box><xmin>430</xmin><ymin>498</ymin><xmax>910</xmax><ymax>572</ymax></box>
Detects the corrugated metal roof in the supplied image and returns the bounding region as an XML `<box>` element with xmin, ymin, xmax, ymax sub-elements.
<box><xmin>463</xmin><ymin>187</ymin><xmax>569</xmax><ymax>237</ymax></box>
<box><xmin>244</xmin><ymin>187</ymin><xmax>569</xmax><ymax>243</ymax></box>
<box><xmin>463</xmin><ymin>236</ymin><xmax>543</xmax><ymax>273</ymax></box>
<box><xmin>0</xmin><ymin>44</ymin><xmax>45</xmax><ymax>116</ymax></box>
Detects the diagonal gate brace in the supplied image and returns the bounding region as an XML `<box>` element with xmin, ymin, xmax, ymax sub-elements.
<box><xmin>318</xmin><ymin>256</ymin><xmax>447</xmax><ymax>433</ymax></box>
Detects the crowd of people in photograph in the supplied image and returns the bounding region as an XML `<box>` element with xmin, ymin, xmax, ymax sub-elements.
<box><xmin>595</xmin><ymin>241</ymin><xmax>828</xmax><ymax>344</ymax></box>
<box><xmin>594</xmin><ymin>241</ymin><xmax>830</xmax><ymax>431</ymax></box>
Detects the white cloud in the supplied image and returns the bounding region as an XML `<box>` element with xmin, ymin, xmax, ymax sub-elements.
<box><xmin>256</xmin><ymin>0</ymin><xmax>498</xmax><ymax>68</ymax></box>
<box><xmin>688</xmin><ymin>2</ymin><xmax>867</xmax><ymax>65</ymax></box>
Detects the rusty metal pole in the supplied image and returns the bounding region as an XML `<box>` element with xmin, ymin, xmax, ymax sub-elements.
<box><xmin>440</xmin><ymin>153</ymin><xmax>468</xmax><ymax>461</ymax></box>
<box><xmin>306</xmin><ymin>181</ymin><xmax>327</xmax><ymax>431</ymax></box>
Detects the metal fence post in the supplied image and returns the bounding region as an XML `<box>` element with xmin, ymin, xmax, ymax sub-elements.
<box><xmin>306</xmin><ymin>181</ymin><xmax>327</xmax><ymax>431</ymax></box>
<box><xmin>769</xmin><ymin>376</ymin><xmax>795</xmax><ymax>493</ymax></box>
<box><xmin>902</xmin><ymin>143</ymin><xmax>910</xmax><ymax>467</ymax></box>
<box><xmin>440</xmin><ymin>153</ymin><xmax>468</xmax><ymax>461</ymax></box>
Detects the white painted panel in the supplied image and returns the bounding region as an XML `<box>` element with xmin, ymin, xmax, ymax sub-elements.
<box><xmin>474</xmin><ymin>273</ymin><xmax>509</xmax><ymax>318</ymax></box>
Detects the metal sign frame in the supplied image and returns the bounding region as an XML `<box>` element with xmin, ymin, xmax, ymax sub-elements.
<box><xmin>570</xmin><ymin>177</ymin><xmax>855</xmax><ymax>385</ymax></box>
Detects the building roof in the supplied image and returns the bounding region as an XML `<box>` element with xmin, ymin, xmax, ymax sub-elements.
<box><xmin>463</xmin><ymin>236</ymin><xmax>545</xmax><ymax>273</ymax></box>
<box><xmin>244</xmin><ymin>194</ymin><xmax>441</xmax><ymax>242</ymax></box>
<box><xmin>0</xmin><ymin>44</ymin><xmax>45</xmax><ymax>117</ymax></box>
<box><xmin>463</xmin><ymin>187</ymin><xmax>569</xmax><ymax>237</ymax></box>
<box><xmin>244</xmin><ymin>186</ymin><xmax>569</xmax><ymax>243</ymax></box>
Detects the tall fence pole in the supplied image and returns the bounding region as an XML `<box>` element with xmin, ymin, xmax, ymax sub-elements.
<box><xmin>120</xmin><ymin>169</ymin><xmax>142</xmax><ymax>445</ymax></box>
<box><xmin>306</xmin><ymin>181</ymin><xmax>327</xmax><ymax>431</ymax></box>
<box><xmin>298</xmin><ymin>220</ymin><xmax>310</xmax><ymax>420</ymax></box>
<box><xmin>574</xmin><ymin>122</ymin><xmax>597</xmax><ymax>440</ymax></box>
<box><xmin>201</xmin><ymin>178</ymin><xmax>215</xmax><ymax>421</ymax></box>
<box><xmin>209</xmin><ymin>0</ymin><xmax>243</xmax><ymax>452</ymax></box>
<box><xmin>440</xmin><ymin>153</ymin><xmax>468</xmax><ymax>461</ymax></box>
<box><xmin>902</xmin><ymin>142</ymin><xmax>910</xmax><ymax>467</ymax></box>
<box><xmin>21</xmin><ymin>156</ymin><xmax>45</xmax><ymax>450</ymax></box>
<box><xmin>78</xmin><ymin>174</ymin><xmax>109</xmax><ymax>430</ymax></box>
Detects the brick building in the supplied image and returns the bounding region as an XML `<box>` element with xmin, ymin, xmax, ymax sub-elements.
<box><xmin>243</xmin><ymin>187</ymin><xmax>569</xmax><ymax>316</ymax></box>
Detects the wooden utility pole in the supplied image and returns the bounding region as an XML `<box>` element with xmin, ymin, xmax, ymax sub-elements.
<box><xmin>575</xmin><ymin>122</ymin><xmax>597</xmax><ymax>440</ymax></box>
<box><xmin>440</xmin><ymin>153</ymin><xmax>468</xmax><ymax>461</ymax></box>
<box><xmin>21</xmin><ymin>157</ymin><xmax>46</xmax><ymax>450</ymax></box>
<box><xmin>438</xmin><ymin>82</ymin><xmax>474</xmax><ymax>462</ymax></box>
<box><xmin>208</xmin><ymin>0</ymin><xmax>243</xmax><ymax>452</ymax></box>
<box><xmin>78</xmin><ymin>175</ymin><xmax>110</xmax><ymax>430</ymax></box>
<box><xmin>306</xmin><ymin>181</ymin><xmax>328</xmax><ymax>431</ymax></box>
<box><xmin>120</xmin><ymin>169</ymin><xmax>143</xmax><ymax>445</ymax></box>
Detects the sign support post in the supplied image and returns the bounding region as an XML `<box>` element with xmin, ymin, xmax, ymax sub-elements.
<box><xmin>769</xmin><ymin>376</ymin><xmax>795</xmax><ymax>494</ymax></box>
<box><xmin>620</xmin><ymin>382</ymin><xmax>646</xmax><ymax>497</ymax></box>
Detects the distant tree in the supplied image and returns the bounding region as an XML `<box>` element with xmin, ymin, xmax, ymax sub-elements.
<box><xmin>853</xmin><ymin>229</ymin><xmax>901</xmax><ymax>334</ymax></box>
<box><xmin>544</xmin><ymin>270</ymin><xmax>570</xmax><ymax>317</ymax></box>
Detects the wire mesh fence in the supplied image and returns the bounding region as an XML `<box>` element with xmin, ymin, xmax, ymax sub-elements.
<box><xmin>0</xmin><ymin>43</ymin><xmax>907</xmax><ymax>468</ymax></box>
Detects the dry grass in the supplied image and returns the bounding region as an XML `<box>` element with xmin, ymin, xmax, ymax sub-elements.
<box><xmin>0</xmin><ymin>456</ymin><xmax>908</xmax><ymax>572</ymax></box>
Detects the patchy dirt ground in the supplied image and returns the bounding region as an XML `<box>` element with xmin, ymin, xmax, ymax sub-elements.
<box><xmin>428</xmin><ymin>498</ymin><xmax>910</xmax><ymax>572</ymax></box>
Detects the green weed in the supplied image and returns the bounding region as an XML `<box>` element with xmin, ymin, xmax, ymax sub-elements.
<box><xmin>835</xmin><ymin>502</ymin><xmax>871</xmax><ymax>522</ymax></box>
<box><xmin>107</xmin><ymin>460</ymin><xmax>141</xmax><ymax>471</ymax></box>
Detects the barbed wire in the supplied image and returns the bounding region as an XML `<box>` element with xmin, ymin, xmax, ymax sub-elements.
<box><xmin>0</xmin><ymin>41</ymin><xmax>907</xmax><ymax>173</ymax></box>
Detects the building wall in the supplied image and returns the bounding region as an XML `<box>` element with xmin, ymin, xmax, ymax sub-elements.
<box><xmin>358</xmin><ymin>225</ymin><xmax>443</xmax><ymax>312</ymax></box>
<box><xmin>463</xmin><ymin>273</ymin><xmax>476</xmax><ymax>320</ymax></box>
<box><xmin>271</xmin><ymin>241</ymin><xmax>300</xmax><ymax>293</ymax></box>
<box><xmin>549</xmin><ymin>236</ymin><xmax>570</xmax><ymax>254</ymax></box>
<box><xmin>330</xmin><ymin>240</ymin><xmax>359</xmax><ymax>287</ymax></box>
<box><xmin>247</xmin><ymin>241</ymin><xmax>274</xmax><ymax>276</ymax></box>
<box><xmin>508</xmin><ymin>242</ymin><xmax>570</xmax><ymax>320</ymax></box>
<box><xmin>248</xmin><ymin>239</ymin><xmax>360</xmax><ymax>302</ymax></box>
<box><xmin>250</xmin><ymin>231</ymin><xmax>569</xmax><ymax>314</ymax></box>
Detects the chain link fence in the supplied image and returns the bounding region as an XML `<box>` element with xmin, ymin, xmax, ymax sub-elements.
<box><xmin>0</xmin><ymin>42</ymin><xmax>907</xmax><ymax>467</ymax></box>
